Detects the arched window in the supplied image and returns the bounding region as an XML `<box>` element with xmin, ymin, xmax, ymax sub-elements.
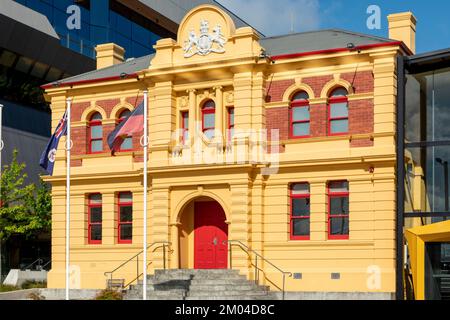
<box><xmin>202</xmin><ymin>100</ymin><xmax>215</xmax><ymax>139</ymax></box>
<box><xmin>89</xmin><ymin>112</ymin><xmax>103</xmax><ymax>153</ymax></box>
<box><xmin>290</xmin><ymin>91</ymin><xmax>310</xmax><ymax>138</ymax></box>
<box><xmin>328</xmin><ymin>87</ymin><xmax>349</xmax><ymax>135</ymax></box>
<box><xmin>117</xmin><ymin>109</ymin><xmax>132</xmax><ymax>151</ymax></box>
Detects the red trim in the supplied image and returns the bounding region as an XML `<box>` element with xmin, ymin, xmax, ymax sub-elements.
<box><xmin>271</xmin><ymin>41</ymin><xmax>411</xmax><ymax>61</ymax></box>
<box><xmin>289</xmin><ymin>98</ymin><xmax>310</xmax><ymax>139</ymax></box>
<box><xmin>41</xmin><ymin>73</ymin><xmax>139</xmax><ymax>90</ymax></box>
<box><xmin>202</xmin><ymin>100</ymin><xmax>215</xmax><ymax>137</ymax></box>
<box><xmin>328</xmin><ymin>96</ymin><xmax>349</xmax><ymax>136</ymax></box>
<box><xmin>88</xmin><ymin>193</ymin><xmax>102</xmax><ymax>244</ymax></box>
<box><xmin>290</xmin><ymin>183</ymin><xmax>310</xmax><ymax>240</ymax></box>
<box><xmin>181</xmin><ymin>111</ymin><xmax>189</xmax><ymax>144</ymax></box>
<box><xmin>118</xmin><ymin>192</ymin><xmax>132</xmax><ymax>244</ymax></box>
<box><xmin>327</xmin><ymin>181</ymin><xmax>349</xmax><ymax>240</ymax></box>
<box><xmin>227</xmin><ymin>107</ymin><xmax>234</xmax><ymax>142</ymax></box>
<box><xmin>88</xmin><ymin>117</ymin><xmax>103</xmax><ymax>154</ymax></box>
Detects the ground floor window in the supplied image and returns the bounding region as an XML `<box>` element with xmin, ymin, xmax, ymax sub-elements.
<box><xmin>88</xmin><ymin>194</ymin><xmax>102</xmax><ymax>244</ymax></box>
<box><xmin>290</xmin><ymin>183</ymin><xmax>310</xmax><ymax>240</ymax></box>
<box><xmin>328</xmin><ymin>181</ymin><xmax>349</xmax><ymax>239</ymax></box>
<box><xmin>118</xmin><ymin>192</ymin><xmax>133</xmax><ymax>243</ymax></box>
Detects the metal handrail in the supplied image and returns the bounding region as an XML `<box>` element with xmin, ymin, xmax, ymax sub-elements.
<box><xmin>104</xmin><ymin>241</ymin><xmax>171</xmax><ymax>289</ymax></box>
<box><xmin>41</xmin><ymin>260</ymin><xmax>51</xmax><ymax>269</ymax></box>
<box><xmin>22</xmin><ymin>258</ymin><xmax>43</xmax><ymax>271</ymax></box>
<box><xmin>226</xmin><ymin>240</ymin><xmax>292</xmax><ymax>300</ymax></box>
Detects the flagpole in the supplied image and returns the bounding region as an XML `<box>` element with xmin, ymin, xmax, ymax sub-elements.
<box><xmin>142</xmin><ymin>90</ymin><xmax>148</xmax><ymax>300</ymax></box>
<box><xmin>65</xmin><ymin>98</ymin><xmax>72</xmax><ymax>300</ymax></box>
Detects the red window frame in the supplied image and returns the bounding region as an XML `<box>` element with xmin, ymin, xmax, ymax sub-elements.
<box><xmin>290</xmin><ymin>183</ymin><xmax>310</xmax><ymax>240</ymax></box>
<box><xmin>181</xmin><ymin>111</ymin><xmax>189</xmax><ymax>144</ymax></box>
<box><xmin>88</xmin><ymin>193</ymin><xmax>102</xmax><ymax>244</ymax></box>
<box><xmin>88</xmin><ymin>113</ymin><xmax>103</xmax><ymax>154</ymax></box>
<box><xmin>227</xmin><ymin>107</ymin><xmax>234</xmax><ymax>142</ymax></box>
<box><xmin>327</xmin><ymin>181</ymin><xmax>349</xmax><ymax>240</ymax></box>
<box><xmin>118</xmin><ymin>192</ymin><xmax>133</xmax><ymax>244</ymax></box>
<box><xmin>117</xmin><ymin>109</ymin><xmax>133</xmax><ymax>152</ymax></box>
<box><xmin>290</xmin><ymin>98</ymin><xmax>310</xmax><ymax>139</ymax></box>
<box><xmin>201</xmin><ymin>100</ymin><xmax>215</xmax><ymax>138</ymax></box>
<box><xmin>328</xmin><ymin>89</ymin><xmax>349</xmax><ymax>136</ymax></box>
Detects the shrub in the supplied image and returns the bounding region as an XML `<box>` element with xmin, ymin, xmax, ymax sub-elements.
<box><xmin>21</xmin><ymin>280</ymin><xmax>47</xmax><ymax>289</ymax></box>
<box><xmin>0</xmin><ymin>284</ymin><xmax>19</xmax><ymax>292</ymax></box>
<box><xmin>27</xmin><ymin>292</ymin><xmax>46</xmax><ymax>300</ymax></box>
<box><xmin>95</xmin><ymin>289</ymin><xmax>123</xmax><ymax>300</ymax></box>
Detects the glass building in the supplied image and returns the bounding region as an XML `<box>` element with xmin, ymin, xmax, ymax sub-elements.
<box><xmin>13</xmin><ymin>0</ymin><xmax>174</xmax><ymax>59</ymax></box>
<box><xmin>398</xmin><ymin>48</ymin><xmax>450</xmax><ymax>300</ymax></box>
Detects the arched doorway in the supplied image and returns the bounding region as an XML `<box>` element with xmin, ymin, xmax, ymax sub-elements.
<box><xmin>178</xmin><ymin>197</ymin><xmax>228</xmax><ymax>269</ymax></box>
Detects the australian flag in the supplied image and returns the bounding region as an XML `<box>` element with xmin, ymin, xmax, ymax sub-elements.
<box><xmin>107</xmin><ymin>101</ymin><xmax>144</xmax><ymax>155</ymax></box>
<box><xmin>39</xmin><ymin>111</ymin><xmax>68</xmax><ymax>175</ymax></box>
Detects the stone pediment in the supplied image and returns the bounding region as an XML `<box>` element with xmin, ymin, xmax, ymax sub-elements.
<box><xmin>150</xmin><ymin>4</ymin><xmax>262</xmax><ymax>69</ymax></box>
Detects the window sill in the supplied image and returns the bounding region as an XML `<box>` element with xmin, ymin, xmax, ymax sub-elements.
<box><xmin>265</xmin><ymin>240</ymin><xmax>374</xmax><ymax>247</ymax></box>
<box><xmin>72</xmin><ymin>150</ymin><xmax>143</xmax><ymax>160</ymax></box>
<box><xmin>71</xmin><ymin>244</ymin><xmax>142</xmax><ymax>250</ymax></box>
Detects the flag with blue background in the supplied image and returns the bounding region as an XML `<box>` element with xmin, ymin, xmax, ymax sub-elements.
<box><xmin>40</xmin><ymin>111</ymin><xmax>68</xmax><ymax>176</ymax></box>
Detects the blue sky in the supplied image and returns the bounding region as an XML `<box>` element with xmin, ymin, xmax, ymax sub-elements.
<box><xmin>217</xmin><ymin>0</ymin><xmax>450</xmax><ymax>53</ymax></box>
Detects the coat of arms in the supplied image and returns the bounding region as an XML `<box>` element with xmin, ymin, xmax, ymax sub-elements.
<box><xmin>183</xmin><ymin>20</ymin><xmax>226</xmax><ymax>58</ymax></box>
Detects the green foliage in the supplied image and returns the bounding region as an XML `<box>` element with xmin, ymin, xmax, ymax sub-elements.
<box><xmin>27</xmin><ymin>292</ymin><xmax>46</xmax><ymax>300</ymax></box>
<box><xmin>21</xmin><ymin>280</ymin><xmax>47</xmax><ymax>289</ymax></box>
<box><xmin>0</xmin><ymin>150</ymin><xmax>52</xmax><ymax>241</ymax></box>
<box><xmin>0</xmin><ymin>284</ymin><xmax>19</xmax><ymax>292</ymax></box>
<box><xmin>95</xmin><ymin>289</ymin><xmax>123</xmax><ymax>300</ymax></box>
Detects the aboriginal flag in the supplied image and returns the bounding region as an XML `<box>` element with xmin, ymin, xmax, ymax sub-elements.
<box><xmin>39</xmin><ymin>110</ymin><xmax>68</xmax><ymax>175</ymax></box>
<box><xmin>107</xmin><ymin>101</ymin><xmax>144</xmax><ymax>155</ymax></box>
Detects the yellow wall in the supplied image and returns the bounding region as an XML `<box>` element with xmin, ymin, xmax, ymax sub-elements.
<box><xmin>43</xmin><ymin>4</ymin><xmax>405</xmax><ymax>293</ymax></box>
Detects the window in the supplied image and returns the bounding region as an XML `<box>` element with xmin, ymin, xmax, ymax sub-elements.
<box><xmin>202</xmin><ymin>100</ymin><xmax>215</xmax><ymax>139</ymax></box>
<box><xmin>118</xmin><ymin>109</ymin><xmax>132</xmax><ymax>151</ymax></box>
<box><xmin>328</xmin><ymin>88</ymin><xmax>349</xmax><ymax>135</ymax></box>
<box><xmin>290</xmin><ymin>183</ymin><xmax>310</xmax><ymax>240</ymax></box>
<box><xmin>89</xmin><ymin>112</ymin><xmax>103</xmax><ymax>153</ymax></box>
<box><xmin>118</xmin><ymin>192</ymin><xmax>133</xmax><ymax>244</ymax></box>
<box><xmin>181</xmin><ymin>111</ymin><xmax>189</xmax><ymax>144</ymax></box>
<box><xmin>228</xmin><ymin>107</ymin><xmax>234</xmax><ymax>141</ymax></box>
<box><xmin>88</xmin><ymin>194</ymin><xmax>102</xmax><ymax>244</ymax></box>
<box><xmin>290</xmin><ymin>92</ymin><xmax>310</xmax><ymax>138</ymax></box>
<box><xmin>328</xmin><ymin>181</ymin><xmax>349</xmax><ymax>239</ymax></box>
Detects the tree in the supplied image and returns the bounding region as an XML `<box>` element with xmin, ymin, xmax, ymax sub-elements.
<box><xmin>0</xmin><ymin>150</ymin><xmax>51</xmax><ymax>279</ymax></box>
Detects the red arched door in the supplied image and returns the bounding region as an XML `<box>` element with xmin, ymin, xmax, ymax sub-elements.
<box><xmin>194</xmin><ymin>201</ymin><xmax>228</xmax><ymax>269</ymax></box>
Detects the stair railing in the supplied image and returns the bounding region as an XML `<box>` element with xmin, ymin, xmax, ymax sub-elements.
<box><xmin>104</xmin><ymin>241</ymin><xmax>171</xmax><ymax>290</ymax></box>
<box><xmin>226</xmin><ymin>240</ymin><xmax>292</xmax><ymax>300</ymax></box>
<box><xmin>22</xmin><ymin>258</ymin><xmax>44</xmax><ymax>271</ymax></box>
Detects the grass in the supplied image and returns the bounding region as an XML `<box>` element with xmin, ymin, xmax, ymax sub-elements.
<box><xmin>21</xmin><ymin>280</ymin><xmax>47</xmax><ymax>289</ymax></box>
<box><xmin>94</xmin><ymin>289</ymin><xmax>123</xmax><ymax>300</ymax></box>
<box><xmin>0</xmin><ymin>284</ymin><xmax>19</xmax><ymax>292</ymax></box>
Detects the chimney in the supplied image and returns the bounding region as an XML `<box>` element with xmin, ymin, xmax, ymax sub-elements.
<box><xmin>387</xmin><ymin>12</ymin><xmax>417</xmax><ymax>54</ymax></box>
<box><xmin>95</xmin><ymin>43</ymin><xmax>125</xmax><ymax>69</ymax></box>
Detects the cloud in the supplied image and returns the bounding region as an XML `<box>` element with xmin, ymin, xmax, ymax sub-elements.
<box><xmin>217</xmin><ymin>0</ymin><xmax>321</xmax><ymax>36</ymax></box>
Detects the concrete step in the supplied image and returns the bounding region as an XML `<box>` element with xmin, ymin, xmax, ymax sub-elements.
<box><xmin>188</xmin><ymin>284</ymin><xmax>268</xmax><ymax>292</ymax></box>
<box><xmin>187</xmin><ymin>290</ymin><xmax>269</xmax><ymax>298</ymax></box>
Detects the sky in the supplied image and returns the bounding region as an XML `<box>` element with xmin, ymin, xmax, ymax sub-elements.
<box><xmin>217</xmin><ymin>0</ymin><xmax>450</xmax><ymax>54</ymax></box>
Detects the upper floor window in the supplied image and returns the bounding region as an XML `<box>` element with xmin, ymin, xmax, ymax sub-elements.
<box><xmin>328</xmin><ymin>181</ymin><xmax>349</xmax><ymax>239</ymax></box>
<box><xmin>89</xmin><ymin>112</ymin><xmax>103</xmax><ymax>153</ymax></box>
<box><xmin>118</xmin><ymin>109</ymin><xmax>132</xmax><ymax>151</ymax></box>
<box><xmin>228</xmin><ymin>107</ymin><xmax>234</xmax><ymax>141</ymax></box>
<box><xmin>290</xmin><ymin>183</ymin><xmax>310</xmax><ymax>240</ymax></box>
<box><xmin>290</xmin><ymin>91</ymin><xmax>310</xmax><ymax>138</ymax></box>
<box><xmin>328</xmin><ymin>87</ymin><xmax>349</xmax><ymax>135</ymax></box>
<box><xmin>118</xmin><ymin>192</ymin><xmax>133</xmax><ymax>244</ymax></box>
<box><xmin>181</xmin><ymin>111</ymin><xmax>189</xmax><ymax>144</ymax></box>
<box><xmin>202</xmin><ymin>100</ymin><xmax>215</xmax><ymax>140</ymax></box>
<box><xmin>88</xmin><ymin>193</ymin><xmax>102</xmax><ymax>244</ymax></box>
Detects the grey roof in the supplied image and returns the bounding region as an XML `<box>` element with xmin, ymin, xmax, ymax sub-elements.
<box><xmin>0</xmin><ymin>0</ymin><xmax>58</xmax><ymax>39</ymax></box>
<box><xmin>139</xmin><ymin>0</ymin><xmax>264</xmax><ymax>37</ymax></box>
<box><xmin>45</xmin><ymin>29</ymin><xmax>395</xmax><ymax>87</ymax></box>
<box><xmin>260</xmin><ymin>29</ymin><xmax>393</xmax><ymax>56</ymax></box>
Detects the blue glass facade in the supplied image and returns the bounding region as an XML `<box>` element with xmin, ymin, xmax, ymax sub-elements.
<box><xmin>14</xmin><ymin>0</ymin><xmax>163</xmax><ymax>59</ymax></box>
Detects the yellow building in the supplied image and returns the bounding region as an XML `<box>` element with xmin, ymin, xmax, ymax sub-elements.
<box><xmin>42</xmin><ymin>5</ymin><xmax>417</xmax><ymax>299</ymax></box>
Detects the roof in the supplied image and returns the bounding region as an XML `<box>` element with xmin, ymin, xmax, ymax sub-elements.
<box><xmin>43</xmin><ymin>29</ymin><xmax>398</xmax><ymax>88</ymax></box>
<box><xmin>405</xmin><ymin>47</ymin><xmax>450</xmax><ymax>73</ymax></box>
<box><xmin>0</xmin><ymin>0</ymin><xmax>58</xmax><ymax>39</ymax></box>
<box><xmin>138</xmin><ymin>0</ymin><xmax>264</xmax><ymax>37</ymax></box>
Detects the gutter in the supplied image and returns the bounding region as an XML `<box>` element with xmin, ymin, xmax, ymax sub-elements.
<box><xmin>40</xmin><ymin>41</ymin><xmax>411</xmax><ymax>90</ymax></box>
